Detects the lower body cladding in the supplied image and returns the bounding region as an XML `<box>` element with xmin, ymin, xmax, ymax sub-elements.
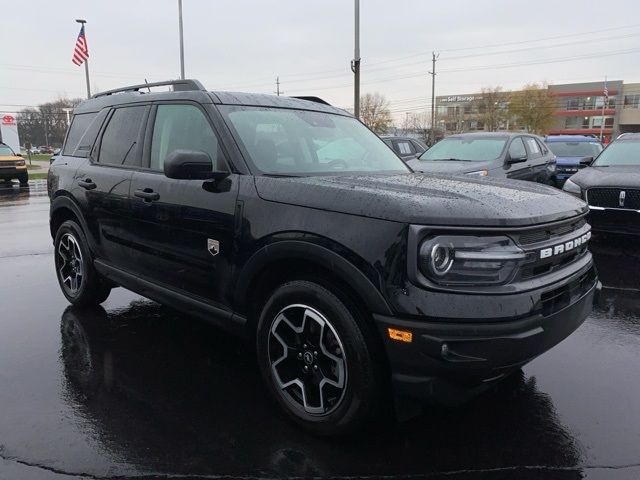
<box><xmin>588</xmin><ymin>208</ymin><xmax>640</xmax><ymax>236</ymax></box>
<box><xmin>374</xmin><ymin>263</ymin><xmax>598</xmax><ymax>405</ymax></box>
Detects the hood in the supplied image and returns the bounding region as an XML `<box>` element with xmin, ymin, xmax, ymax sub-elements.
<box><xmin>571</xmin><ymin>166</ymin><xmax>640</xmax><ymax>188</ymax></box>
<box><xmin>0</xmin><ymin>155</ymin><xmax>23</xmax><ymax>162</ymax></box>
<box><xmin>406</xmin><ymin>159</ymin><xmax>493</xmax><ymax>174</ymax></box>
<box><xmin>254</xmin><ymin>173</ymin><xmax>588</xmax><ymax>227</ymax></box>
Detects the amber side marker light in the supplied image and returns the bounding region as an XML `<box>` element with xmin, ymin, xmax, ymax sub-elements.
<box><xmin>388</xmin><ymin>328</ymin><xmax>413</xmax><ymax>343</ymax></box>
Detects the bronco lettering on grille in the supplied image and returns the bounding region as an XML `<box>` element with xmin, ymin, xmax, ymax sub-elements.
<box><xmin>539</xmin><ymin>231</ymin><xmax>591</xmax><ymax>259</ymax></box>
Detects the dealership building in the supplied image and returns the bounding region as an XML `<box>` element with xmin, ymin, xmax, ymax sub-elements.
<box><xmin>435</xmin><ymin>80</ymin><xmax>640</xmax><ymax>140</ymax></box>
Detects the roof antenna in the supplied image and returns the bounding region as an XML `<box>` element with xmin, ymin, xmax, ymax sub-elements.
<box><xmin>144</xmin><ymin>79</ymin><xmax>151</xmax><ymax>93</ymax></box>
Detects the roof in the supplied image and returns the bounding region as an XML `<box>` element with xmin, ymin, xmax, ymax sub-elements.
<box><xmin>72</xmin><ymin>79</ymin><xmax>349</xmax><ymax>117</ymax></box>
<box><xmin>545</xmin><ymin>135</ymin><xmax>600</xmax><ymax>142</ymax></box>
<box><xmin>616</xmin><ymin>133</ymin><xmax>640</xmax><ymax>141</ymax></box>
<box><xmin>447</xmin><ymin>131</ymin><xmax>526</xmax><ymax>139</ymax></box>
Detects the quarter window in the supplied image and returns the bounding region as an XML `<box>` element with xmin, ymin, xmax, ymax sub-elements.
<box><xmin>524</xmin><ymin>137</ymin><xmax>542</xmax><ymax>158</ymax></box>
<box><xmin>395</xmin><ymin>141</ymin><xmax>415</xmax><ymax>155</ymax></box>
<box><xmin>63</xmin><ymin>113</ymin><xmax>97</xmax><ymax>156</ymax></box>
<box><xmin>150</xmin><ymin>104</ymin><xmax>223</xmax><ymax>171</ymax></box>
<box><xmin>98</xmin><ymin>106</ymin><xmax>146</xmax><ymax>166</ymax></box>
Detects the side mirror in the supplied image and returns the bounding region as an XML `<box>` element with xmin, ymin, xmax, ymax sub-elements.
<box><xmin>507</xmin><ymin>153</ymin><xmax>527</xmax><ymax>164</ymax></box>
<box><xmin>579</xmin><ymin>156</ymin><xmax>594</xmax><ymax>168</ymax></box>
<box><xmin>163</xmin><ymin>150</ymin><xmax>228</xmax><ymax>180</ymax></box>
<box><xmin>16</xmin><ymin>153</ymin><xmax>22</xmax><ymax>157</ymax></box>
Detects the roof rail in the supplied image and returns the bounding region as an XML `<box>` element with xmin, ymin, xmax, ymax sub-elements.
<box><xmin>291</xmin><ymin>96</ymin><xmax>331</xmax><ymax>106</ymax></box>
<box><xmin>92</xmin><ymin>79</ymin><xmax>206</xmax><ymax>98</ymax></box>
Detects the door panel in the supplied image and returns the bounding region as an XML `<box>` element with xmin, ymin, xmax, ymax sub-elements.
<box><xmin>127</xmin><ymin>102</ymin><xmax>238</xmax><ymax>308</ymax></box>
<box><xmin>505</xmin><ymin>137</ymin><xmax>531</xmax><ymax>181</ymax></box>
<box><xmin>74</xmin><ymin>105</ymin><xmax>148</xmax><ymax>268</ymax></box>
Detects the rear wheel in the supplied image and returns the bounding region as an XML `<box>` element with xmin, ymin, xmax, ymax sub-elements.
<box><xmin>257</xmin><ymin>280</ymin><xmax>381</xmax><ymax>436</ymax></box>
<box><xmin>54</xmin><ymin>220</ymin><xmax>111</xmax><ymax>306</ymax></box>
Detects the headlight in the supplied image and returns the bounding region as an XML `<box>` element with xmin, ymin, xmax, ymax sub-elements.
<box><xmin>15</xmin><ymin>159</ymin><xmax>25</xmax><ymax>166</ymax></box>
<box><xmin>418</xmin><ymin>235</ymin><xmax>526</xmax><ymax>286</ymax></box>
<box><xmin>562</xmin><ymin>178</ymin><xmax>582</xmax><ymax>197</ymax></box>
<box><xmin>466</xmin><ymin>170</ymin><xmax>488</xmax><ymax>177</ymax></box>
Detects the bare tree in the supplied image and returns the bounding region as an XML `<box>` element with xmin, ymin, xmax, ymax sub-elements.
<box><xmin>17</xmin><ymin>97</ymin><xmax>83</xmax><ymax>147</ymax></box>
<box><xmin>403</xmin><ymin>112</ymin><xmax>430</xmax><ymax>144</ymax></box>
<box><xmin>360</xmin><ymin>92</ymin><xmax>392</xmax><ymax>134</ymax></box>
<box><xmin>508</xmin><ymin>83</ymin><xmax>555</xmax><ymax>134</ymax></box>
<box><xmin>479</xmin><ymin>86</ymin><xmax>510</xmax><ymax>131</ymax></box>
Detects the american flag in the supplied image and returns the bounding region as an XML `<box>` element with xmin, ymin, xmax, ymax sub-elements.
<box><xmin>603</xmin><ymin>81</ymin><xmax>609</xmax><ymax>107</ymax></box>
<box><xmin>72</xmin><ymin>25</ymin><xmax>89</xmax><ymax>66</ymax></box>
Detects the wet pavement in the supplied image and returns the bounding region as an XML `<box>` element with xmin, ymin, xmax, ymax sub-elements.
<box><xmin>1</xmin><ymin>183</ymin><xmax>639</xmax><ymax>479</ymax></box>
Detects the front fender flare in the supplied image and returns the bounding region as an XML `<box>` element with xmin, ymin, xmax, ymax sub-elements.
<box><xmin>235</xmin><ymin>240</ymin><xmax>393</xmax><ymax>316</ymax></box>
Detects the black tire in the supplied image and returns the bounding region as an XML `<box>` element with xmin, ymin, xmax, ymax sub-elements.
<box><xmin>19</xmin><ymin>173</ymin><xmax>28</xmax><ymax>186</ymax></box>
<box><xmin>256</xmin><ymin>280</ymin><xmax>381</xmax><ymax>436</ymax></box>
<box><xmin>54</xmin><ymin>220</ymin><xmax>112</xmax><ymax>306</ymax></box>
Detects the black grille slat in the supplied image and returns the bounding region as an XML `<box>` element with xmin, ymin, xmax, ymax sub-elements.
<box><xmin>540</xmin><ymin>267</ymin><xmax>596</xmax><ymax>317</ymax></box>
<box><xmin>588</xmin><ymin>188</ymin><xmax>640</xmax><ymax>210</ymax></box>
<box><xmin>514</xmin><ymin>218</ymin><xmax>586</xmax><ymax>246</ymax></box>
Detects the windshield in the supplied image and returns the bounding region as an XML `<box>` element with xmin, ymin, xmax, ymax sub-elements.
<box><xmin>417</xmin><ymin>137</ymin><xmax>507</xmax><ymax>162</ymax></box>
<box><xmin>0</xmin><ymin>145</ymin><xmax>15</xmax><ymax>156</ymax></box>
<box><xmin>546</xmin><ymin>141</ymin><xmax>602</xmax><ymax>158</ymax></box>
<box><xmin>592</xmin><ymin>141</ymin><xmax>640</xmax><ymax>166</ymax></box>
<box><xmin>219</xmin><ymin>106</ymin><xmax>409</xmax><ymax>175</ymax></box>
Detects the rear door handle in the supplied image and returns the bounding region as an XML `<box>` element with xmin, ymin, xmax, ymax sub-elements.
<box><xmin>134</xmin><ymin>188</ymin><xmax>160</xmax><ymax>202</ymax></box>
<box><xmin>78</xmin><ymin>179</ymin><xmax>97</xmax><ymax>190</ymax></box>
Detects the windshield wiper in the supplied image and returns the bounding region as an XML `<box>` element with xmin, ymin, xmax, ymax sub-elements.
<box><xmin>261</xmin><ymin>173</ymin><xmax>302</xmax><ymax>178</ymax></box>
<box><xmin>430</xmin><ymin>158</ymin><xmax>474</xmax><ymax>162</ymax></box>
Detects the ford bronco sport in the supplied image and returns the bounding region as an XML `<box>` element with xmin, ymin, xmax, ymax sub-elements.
<box><xmin>48</xmin><ymin>80</ymin><xmax>597</xmax><ymax>435</ymax></box>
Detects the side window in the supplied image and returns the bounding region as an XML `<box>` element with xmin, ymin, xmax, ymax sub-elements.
<box><xmin>536</xmin><ymin>138</ymin><xmax>548</xmax><ymax>155</ymax></box>
<box><xmin>394</xmin><ymin>140</ymin><xmax>415</xmax><ymax>155</ymax></box>
<box><xmin>411</xmin><ymin>140</ymin><xmax>425</xmax><ymax>154</ymax></box>
<box><xmin>150</xmin><ymin>104</ymin><xmax>223</xmax><ymax>171</ymax></box>
<box><xmin>524</xmin><ymin>137</ymin><xmax>542</xmax><ymax>158</ymax></box>
<box><xmin>508</xmin><ymin>137</ymin><xmax>527</xmax><ymax>160</ymax></box>
<box><xmin>63</xmin><ymin>113</ymin><xmax>96</xmax><ymax>156</ymax></box>
<box><xmin>98</xmin><ymin>106</ymin><xmax>146</xmax><ymax>167</ymax></box>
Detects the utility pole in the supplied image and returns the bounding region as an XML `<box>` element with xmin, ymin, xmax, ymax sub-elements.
<box><xmin>42</xmin><ymin>113</ymin><xmax>49</xmax><ymax>149</ymax></box>
<box><xmin>62</xmin><ymin>108</ymin><xmax>73</xmax><ymax>126</ymax></box>
<box><xmin>351</xmin><ymin>0</ymin><xmax>361</xmax><ymax>118</ymax></box>
<box><xmin>275</xmin><ymin>76</ymin><xmax>283</xmax><ymax>96</ymax></box>
<box><xmin>178</xmin><ymin>0</ymin><xmax>185</xmax><ymax>79</ymax></box>
<box><xmin>428</xmin><ymin>52</ymin><xmax>439</xmax><ymax>145</ymax></box>
<box><xmin>75</xmin><ymin>19</ymin><xmax>91</xmax><ymax>98</ymax></box>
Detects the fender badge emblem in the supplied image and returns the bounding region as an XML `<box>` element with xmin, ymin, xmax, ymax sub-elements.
<box><xmin>207</xmin><ymin>239</ymin><xmax>220</xmax><ymax>257</ymax></box>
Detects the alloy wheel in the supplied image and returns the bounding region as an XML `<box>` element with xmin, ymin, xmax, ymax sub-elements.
<box><xmin>268</xmin><ymin>304</ymin><xmax>347</xmax><ymax>416</ymax></box>
<box><xmin>57</xmin><ymin>233</ymin><xmax>84</xmax><ymax>296</ymax></box>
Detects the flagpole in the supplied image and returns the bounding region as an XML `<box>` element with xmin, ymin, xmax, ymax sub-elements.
<box><xmin>599</xmin><ymin>76</ymin><xmax>607</xmax><ymax>142</ymax></box>
<box><xmin>76</xmin><ymin>19</ymin><xmax>91</xmax><ymax>98</ymax></box>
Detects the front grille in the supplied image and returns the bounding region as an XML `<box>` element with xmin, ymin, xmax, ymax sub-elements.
<box><xmin>540</xmin><ymin>266</ymin><xmax>596</xmax><ymax>317</ymax></box>
<box><xmin>0</xmin><ymin>160</ymin><xmax>22</xmax><ymax>167</ymax></box>
<box><xmin>513</xmin><ymin>218</ymin><xmax>586</xmax><ymax>245</ymax></box>
<box><xmin>587</xmin><ymin>188</ymin><xmax>640</xmax><ymax>210</ymax></box>
<box><xmin>511</xmin><ymin>217</ymin><xmax>591</xmax><ymax>282</ymax></box>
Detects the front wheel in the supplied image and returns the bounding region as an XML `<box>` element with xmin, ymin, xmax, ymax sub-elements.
<box><xmin>256</xmin><ymin>280</ymin><xmax>382</xmax><ymax>436</ymax></box>
<box><xmin>18</xmin><ymin>172</ymin><xmax>28</xmax><ymax>186</ymax></box>
<box><xmin>54</xmin><ymin>220</ymin><xmax>111</xmax><ymax>306</ymax></box>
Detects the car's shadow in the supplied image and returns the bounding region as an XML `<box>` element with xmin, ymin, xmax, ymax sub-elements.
<box><xmin>60</xmin><ymin>301</ymin><xmax>583</xmax><ymax>479</ymax></box>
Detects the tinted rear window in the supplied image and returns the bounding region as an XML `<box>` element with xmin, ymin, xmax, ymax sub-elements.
<box><xmin>546</xmin><ymin>141</ymin><xmax>603</xmax><ymax>158</ymax></box>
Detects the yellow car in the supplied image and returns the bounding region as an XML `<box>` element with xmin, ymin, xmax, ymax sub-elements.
<box><xmin>0</xmin><ymin>143</ymin><xmax>28</xmax><ymax>186</ymax></box>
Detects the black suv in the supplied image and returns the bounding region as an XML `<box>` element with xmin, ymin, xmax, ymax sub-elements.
<box><xmin>48</xmin><ymin>80</ymin><xmax>597</xmax><ymax>435</ymax></box>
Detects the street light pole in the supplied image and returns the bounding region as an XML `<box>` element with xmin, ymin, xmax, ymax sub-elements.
<box><xmin>351</xmin><ymin>0</ymin><xmax>361</xmax><ymax>118</ymax></box>
<box><xmin>428</xmin><ymin>52</ymin><xmax>439</xmax><ymax>145</ymax></box>
<box><xmin>178</xmin><ymin>0</ymin><xmax>185</xmax><ymax>79</ymax></box>
<box><xmin>75</xmin><ymin>19</ymin><xmax>91</xmax><ymax>98</ymax></box>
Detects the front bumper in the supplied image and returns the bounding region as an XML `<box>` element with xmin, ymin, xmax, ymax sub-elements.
<box><xmin>374</xmin><ymin>266</ymin><xmax>598</xmax><ymax>404</ymax></box>
<box><xmin>0</xmin><ymin>165</ymin><xmax>27</xmax><ymax>179</ymax></box>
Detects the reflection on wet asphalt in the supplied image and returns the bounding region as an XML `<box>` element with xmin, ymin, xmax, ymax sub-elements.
<box><xmin>1</xmin><ymin>187</ymin><xmax>640</xmax><ymax>479</ymax></box>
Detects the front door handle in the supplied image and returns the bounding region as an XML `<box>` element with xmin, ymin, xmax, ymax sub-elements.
<box><xmin>78</xmin><ymin>178</ymin><xmax>97</xmax><ymax>190</ymax></box>
<box><xmin>134</xmin><ymin>188</ymin><xmax>160</xmax><ymax>202</ymax></box>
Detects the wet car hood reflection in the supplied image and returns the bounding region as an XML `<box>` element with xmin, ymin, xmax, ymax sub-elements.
<box><xmin>59</xmin><ymin>301</ymin><xmax>582</xmax><ymax>478</ymax></box>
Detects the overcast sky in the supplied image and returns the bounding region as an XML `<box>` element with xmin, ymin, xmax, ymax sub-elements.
<box><xmin>4</xmin><ymin>0</ymin><xmax>640</xmax><ymax>122</ymax></box>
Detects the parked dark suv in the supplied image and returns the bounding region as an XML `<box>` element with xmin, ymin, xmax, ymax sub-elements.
<box><xmin>49</xmin><ymin>80</ymin><xmax>597</xmax><ymax>436</ymax></box>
